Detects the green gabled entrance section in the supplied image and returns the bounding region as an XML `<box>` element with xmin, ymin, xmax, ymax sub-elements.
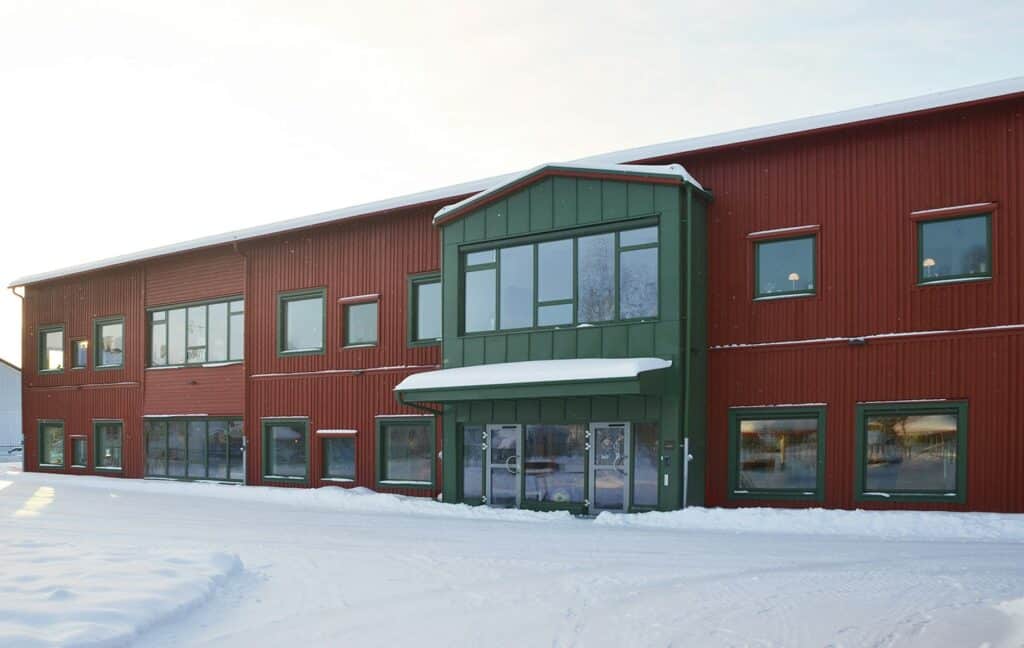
<box><xmin>406</xmin><ymin>162</ymin><xmax>710</xmax><ymax>513</ymax></box>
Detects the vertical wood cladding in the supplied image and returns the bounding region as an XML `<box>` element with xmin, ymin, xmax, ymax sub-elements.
<box><xmin>144</xmin><ymin>246</ymin><xmax>244</xmax><ymax>306</ymax></box>
<box><xmin>706</xmin><ymin>330</ymin><xmax>1024</xmax><ymax>512</ymax></box>
<box><xmin>143</xmin><ymin>365</ymin><xmax>244</xmax><ymax>416</ymax></box>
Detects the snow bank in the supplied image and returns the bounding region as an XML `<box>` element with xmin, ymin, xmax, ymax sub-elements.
<box><xmin>595</xmin><ymin>506</ymin><xmax>1024</xmax><ymax>542</ymax></box>
<box><xmin>0</xmin><ymin>540</ymin><xmax>240</xmax><ymax>647</ymax></box>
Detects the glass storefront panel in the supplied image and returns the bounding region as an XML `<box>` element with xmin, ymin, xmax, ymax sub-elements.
<box><xmin>146</xmin><ymin>421</ymin><xmax>168</xmax><ymax>476</ymax></box>
<box><xmin>461</xmin><ymin>425</ymin><xmax>483</xmax><ymax>502</ymax></box>
<box><xmin>228</xmin><ymin>421</ymin><xmax>244</xmax><ymax>480</ymax></box>
<box><xmin>187</xmin><ymin>421</ymin><xmax>207</xmax><ymax>478</ymax></box>
<box><xmin>168</xmin><ymin>421</ymin><xmax>187</xmax><ymax>477</ymax></box>
<box><xmin>144</xmin><ymin>418</ymin><xmax>243</xmax><ymax>482</ymax></box>
<box><xmin>523</xmin><ymin>424</ymin><xmax>586</xmax><ymax>506</ymax></box>
<box><xmin>208</xmin><ymin>420</ymin><xmax>229</xmax><ymax>480</ymax></box>
<box><xmin>632</xmin><ymin>423</ymin><xmax>659</xmax><ymax>508</ymax></box>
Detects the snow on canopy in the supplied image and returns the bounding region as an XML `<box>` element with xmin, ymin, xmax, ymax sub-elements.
<box><xmin>393</xmin><ymin>357</ymin><xmax>672</xmax><ymax>392</ymax></box>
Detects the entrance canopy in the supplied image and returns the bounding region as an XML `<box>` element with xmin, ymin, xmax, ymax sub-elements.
<box><xmin>394</xmin><ymin>358</ymin><xmax>672</xmax><ymax>403</ymax></box>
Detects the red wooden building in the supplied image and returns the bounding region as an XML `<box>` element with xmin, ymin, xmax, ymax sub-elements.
<box><xmin>11</xmin><ymin>77</ymin><xmax>1024</xmax><ymax>513</ymax></box>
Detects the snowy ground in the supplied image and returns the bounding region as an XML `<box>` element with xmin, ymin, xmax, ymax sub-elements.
<box><xmin>2</xmin><ymin>461</ymin><xmax>1023</xmax><ymax>647</ymax></box>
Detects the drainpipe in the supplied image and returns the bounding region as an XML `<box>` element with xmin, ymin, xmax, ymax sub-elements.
<box><xmin>10</xmin><ymin>286</ymin><xmax>25</xmax><ymax>472</ymax></box>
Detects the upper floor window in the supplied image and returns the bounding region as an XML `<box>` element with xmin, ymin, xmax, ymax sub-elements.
<box><xmin>71</xmin><ymin>339</ymin><xmax>88</xmax><ymax>369</ymax></box>
<box><xmin>918</xmin><ymin>213</ymin><xmax>991</xmax><ymax>284</ymax></box>
<box><xmin>38</xmin><ymin>325</ymin><xmax>64</xmax><ymax>373</ymax></box>
<box><xmin>462</xmin><ymin>223</ymin><xmax>659</xmax><ymax>334</ymax></box>
<box><xmin>94</xmin><ymin>317</ymin><xmax>124</xmax><ymax>369</ymax></box>
<box><xmin>278</xmin><ymin>289</ymin><xmax>325</xmax><ymax>355</ymax></box>
<box><xmin>149</xmin><ymin>298</ymin><xmax>243</xmax><ymax>366</ymax></box>
<box><xmin>754</xmin><ymin>235</ymin><xmax>815</xmax><ymax>299</ymax></box>
<box><xmin>409</xmin><ymin>273</ymin><xmax>441</xmax><ymax>345</ymax></box>
<box><xmin>344</xmin><ymin>301</ymin><xmax>378</xmax><ymax>347</ymax></box>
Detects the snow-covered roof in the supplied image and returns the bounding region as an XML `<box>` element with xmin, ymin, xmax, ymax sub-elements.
<box><xmin>393</xmin><ymin>358</ymin><xmax>672</xmax><ymax>393</ymax></box>
<box><xmin>10</xmin><ymin>75</ymin><xmax>1024</xmax><ymax>288</ymax></box>
<box><xmin>433</xmin><ymin>162</ymin><xmax>702</xmax><ymax>225</ymax></box>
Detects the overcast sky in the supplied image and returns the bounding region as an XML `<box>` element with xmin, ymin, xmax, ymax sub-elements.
<box><xmin>1</xmin><ymin>1</ymin><xmax>1022</xmax><ymax>366</ymax></box>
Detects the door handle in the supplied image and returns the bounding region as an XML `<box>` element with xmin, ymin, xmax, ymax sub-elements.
<box><xmin>614</xmin><ymin>454</ymin><xmax>629</xmax><ymax>475</ymax></box>
<box><xmin>505</xmin><ymin>455</ymin><xmax>519</xmax><ymax>475</ymax></box>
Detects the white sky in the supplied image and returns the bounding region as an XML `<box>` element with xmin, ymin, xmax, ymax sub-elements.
<box><xmin>1</xmin><ymin>0</ymin><xmax>1023</xmax><ymax>366</ymax></box>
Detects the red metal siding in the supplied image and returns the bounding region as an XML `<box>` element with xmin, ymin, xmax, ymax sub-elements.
<box><xmin>144</xmin><ymin>365</ymin><xmax>245</xmax><ymax>416</ymax></box>
<box><xmin>248</xmin><ymin>370</ymin><xmax>442</xmax><ymax>496</ymax></box>
<box><xmin>706</xmin><ymin>329</ymin><xmax>1024</xmax><ymax>512</ymax></box>
<box><xmin>144</xmin><ymin>246</ymin><xmax>244</xmax><ymax>306</ymax></box>
<box><xmin>658</xmin><ymin>97</ymin><xmax>1024</xmax><ymax>346</ymax></box>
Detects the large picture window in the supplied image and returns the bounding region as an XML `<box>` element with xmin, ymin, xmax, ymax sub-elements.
<box><xmin>462</xmin><ymin>223</ymin><xmax>659</xmax><ymax>333</ymax></box>
<box><xmin>409</xmin><ymin>273</ymin><xmax>441</xmax><ymax>345</ymax></box>
<box><xmin>278</xmin><ymin>290</ymin><xmax>325</xmax><ymax>355</ymax></box>
<box><xmin>377</xmin><ymin>417</ymin><xmax>434</xmax><ymax>487</ymax></box>
<box><xmin>918</xmin><ymin>214</ymin><xmax>991</xmax><ymax>284</ymax></box>
<box><xmin>149</xmin><ymin>298</ymin><xmax>244</xmax><ymax>367</ymax></box>
<box><xmin>145</xmin><ymin>418</ymin><xmax>244</xmax><ymax>481</ymax></box>
<box><xmin>855</xmin><ymin>402</ymin><xmax>967</xmax><ymax>502</ymax></box>
<box><xmin>38</xmin><ymin>325</ymin><xmax>64</xmax><ymax>373</ymax></box>
<box><xmin>94</xmin><ymin>317</ymin><xmax>125</xmax><ymax>369</ymax></box>
<box><xmin>754</xmin><ymin>235</ymin><xmax>815</xmax><ymax>299</ymax></box>
<box><xmin>38</xmin><ymin>421</ymin><xmax>64</xmax><ymax>467</ymax></box>
<box><xmin>728</xmin><ymin>406</ymin><xmax>825</xmax><ymax>500</ymax></box>
<box><xmin>94</xmin><ymin>421</ymin><xmax>123</xmax><ymax>470</ymax></box>
<box><xmin>262</xmin><ymin>419</ymin><xmax>309</xmax><ymax>481</ymax></box>
<box><xmin>322</xmin><ymin>435</ymin><xmax>356</xmax><ymax>481</ymax></box>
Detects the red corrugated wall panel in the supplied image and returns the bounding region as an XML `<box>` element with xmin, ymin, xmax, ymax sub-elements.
<box><xmin>144</xmin><ymin>365</ymin><xmax>245</xmax><ymax>416</ymax></box>
<box><xmin>144</xmin><ymin>246</ymin><xmax>244</xmax><ymax>306</ymax></box>
<box><xmin>706</xmin><ymin>329</ymin><xmax>1024</xmax><ymax>512</ymax></box>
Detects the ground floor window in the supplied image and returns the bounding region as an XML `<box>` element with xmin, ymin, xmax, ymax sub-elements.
<box><xmin>145</xmin><ymin>418</ymin><xmax>243</xmax><ymax>481</ymax></box>
<box><xmin>262</xmin><ymin>419</ymin><xmax>308</xmax><ymax>481</ymax></box>
<box><xmin>728</xmin><ymin>406</ymin><xmax>825</xmax><ymax>500</ymax></box>
<box><xmin>376</xmin><ymin>417</ymin><xmax>434</xmax><ymax>487</ymax></box>
<box><xmin>71</xmin><ymin>437</ymin><xmax>88</xmax><ymax>468</ymax></box>
<box><xmin>631</xmin><ymin>422</ymin><xmax>659</xmax><ymax>508</ymax></box>
<box><xmin>94</xmin><ymin>421</ymin><xmax>123</xmax><ymax>470</ymax></box>
<box><xmin>322</xmin><ymin>435</ymin><xmax>356</xmax><ymax>481</ymax></box>
<box><xmin>524</xmin><ymin>424</ymin><xmax>586</xmax><ymax>505</ymax></box>
<box><xmin>461</xmin><ymin>425</ymin><xmax>484</xmax><ymax>502</ymax></box>
<box><xmin>855</xmin><ymin>402</ymin><xmax>966</xmax><ymax>502</ymax></box>
<box><xmin>39</xmin><ymin>421</ymin><xmax>64</xmax><ymax>467</ymax></box>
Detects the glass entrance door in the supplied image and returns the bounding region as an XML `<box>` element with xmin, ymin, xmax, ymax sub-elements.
<box><xmin>589</xmin><ymin>422</ymin><xmax>630</xmax><ymax>512</ymax></box>
<box><xmin>486</xmin><ymin>424</ymin><xmax>521</xmax><ymax>507</ymax></box>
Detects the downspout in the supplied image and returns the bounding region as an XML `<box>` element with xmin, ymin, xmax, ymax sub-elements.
<box><xmin>682</xmin><ymin>184</ymin><xmax>694</xmax><ymax>509</ymax></box>
<box><xmin>233</xmin><ymin>241</ymin><xmax>251</xmax><ymax>485</ymax></box>
<box><xmin>10</xmin><ymin>286</ymin><xmax>26</xmax><ymax>472</ymax></box>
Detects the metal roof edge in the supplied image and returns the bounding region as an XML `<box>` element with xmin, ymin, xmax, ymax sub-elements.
<box><xmin>10</xmin><ymin>75</ymin><xmax>1024</xmax><ymax>288</ymax></box>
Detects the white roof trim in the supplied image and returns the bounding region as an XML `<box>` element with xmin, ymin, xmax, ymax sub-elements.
<box><xmin>393</xmin><ymin>357</ymin><xmax>672</xmax><ymax>392</ymax></box>
<box><xmin>10</xmin><ymin>76</ymin><xmax>1024</xmax><ymax>288</ymax></box>
<box><xmin>433</xmin><ymin>162</ymin><xmax>702</xmax><ymax>223</ymax></box>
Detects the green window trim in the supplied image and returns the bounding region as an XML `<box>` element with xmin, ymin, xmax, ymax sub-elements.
<box><xmin>854</xmin><ymin>401</ymin><xmax>968</xmax><ymax>504</ymax></box>
<box><xmin>38</xmin><ymin>324</ymin><xmax>65</xmax><ymax>374</ymax></box>
<box><xmin>277</xmin><ymin>288</ymin><xmax>327</xmax><ymax>357</ymax></box>
<box><xmin>37</xmin><ymin>420</ymin><xmax>65</xmax><ymax>469</ymax></box>
<box><xmin>261</xmin><ymin>418</ymin><xmax>310</xmax><ymax>482</ymax></box>
<box><xmin>916</xmin><ymin>213</ymin><xmax>993</xmax><ymax>286</ymax></box>
<box><xmin>375</xmin><ymin>415</ymin><xmax>436</xmax><ymax>490</ymax></box>
<box><xmin>407</xmin><ymin>272</ymin><xmax>442</xmax><ymax>347</ymax></box>
<box><xmin>458</xmin><ymin>219</ymin><xmax>661</xmax><ymax>336</ymax></box>
<box><xmin>93</xmin><ymin>316</ymin><xmax>125</xmax><ymax>370</ymax></box>
<box><xmin>147</xmin><ymin>296</ymin><xmax>245</xmax><ymax>368</ymax></box>
<box><xmin>727</xmin><ymin>406</ymin><xmax>826</xmax><ymax>502</ymax></box>
<box><xmin>93</xmin><ymin>420</ymin><xmax>124</xmax><ymax>471</ymax></box>
<box><xmin>753</xmin><ymin>235</ymin><xmax>817</xmax><ymax>300</ymax></box>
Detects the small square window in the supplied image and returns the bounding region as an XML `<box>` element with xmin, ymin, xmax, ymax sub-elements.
<box><xmin>71</xmin><ymin>340</ymin><xmax>89</xmax><ymax>369</ymax></box>
<box><xmin>754</xmin><ymin>236</ymin><xmax>815</xmax><ymax>299</ymax></box>
<box><xmin>94</xmin><ymin>317</ymin><xmax>124</xmax><ymax>368</ymax></box>
<box><xmin>918</xmin><ymin>214</ymin><xmax>991</xmax><ymax>284</ymax></box>
<box><xmin>323</xmin><ymin>436</ymin><xmax>356</xmax><ymax>480</ymax></box>
<box><xmin>38</xmin><ymin>326</ymin><xmax>64</xmax><ymax>373</ymax></box>
<box><xmin>263</xmin><ymin>419</ymin><xmax>308</xmax><ymax>480</ymax></box>
<box><xmin>71</xmin><ymin>437</ymin><xmax>88</xmax><ymax>468</ymax></box>
<box><xmin>278</xmin><ymin>290</ymin><xmax>325</xmax><ymax>355</ymax></box>
<box><xmin>409</xmin><ymin>274</ymin><xmax>441</xmax><ymax>345</ymax></box>
<box><xmin>728</xmin><ymin>407</ymin><xmax>825</xmax><ymax>500</ymax></box>
<box><xmin>344</xmin><ymin>302</ymin><xmax>378</xmax><ymax>347</ymax></box>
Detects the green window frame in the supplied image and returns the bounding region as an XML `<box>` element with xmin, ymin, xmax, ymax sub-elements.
<box><xmin>277</xmin><ymin>289</ymin><xmax>326</xmax><ymax>356</ymax></box>
<box><xmin>93</xmin><ymin>420</ymin><xmax>123</xmax><ymax>471</ymax></box>
<box><xmin>148</xmin><ymin>297</ymin><xmax>244</xmax><ymax>367</ymax></box>
<box><xmin>459</xmin><ymin>220</ymin><xmax>660</xmax><ymax>335</ymax></box>
<box><xmin>854</xmin><ymin>401</ymin><xmax>968</xmax><ymax>503</ymax></box>
<box><xmin>38</xmin><ymin>420</ymin><xmax>65</xmax><ymax>468</ymax></box>
<box><xmin>261</xmin><ymin>418</ymin><xmax>310</xmax><ymax>482</ymax></box>
<box><xmin>38</xmin><ymin>325</ymin><xmax>64</xmax><ymax>373</ymax></box>
<box><xmin>727</xmin><ymin>406</ymin><xmax>826</xmax><ymax>501</ymax></box>
<box><xmin>343</xmin><ymin>300</ymin><xmax>379</xmax><ymax>347</ymax></box>
<box><xmin>321</xmin><ymin>435</ymin><xmax>357</xmax><ymax>481</ymax></box>
<box><xmin>93</xmin><ymin>316</ymin><xmax>125</xmax><ymax>370</ymax></box>
<box><xmin>71</xmin><ymin>339</ymin><xmax>89</xmax><ymax>369</ymax></box>
<box><xmin>407</xmin><ymin>272</ymin><xmax>442</xmax><ymax>346</ymax></box>
<box><xmin>71</xmin><ymin>436</ymin><xmax>88</xmax><ymax>468</ymax></box>
<box><xmin>375</xmin><ymin>416</ymin><xmax>435</xmax><ymax>490</ymax></box>
<box><xmin>917</xmin><ymin>213</ymin><xmax>992</xmax><ymax>285</ymax></box>
<box><xmin>144</xmin><ymin>418</ymin><xmax>244</xmax><ymax>481</ymax></box>
<box><xmin>753</xmin><ymin>235</ymin><xmax>816</xmax><ymax>299</ymax></box>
